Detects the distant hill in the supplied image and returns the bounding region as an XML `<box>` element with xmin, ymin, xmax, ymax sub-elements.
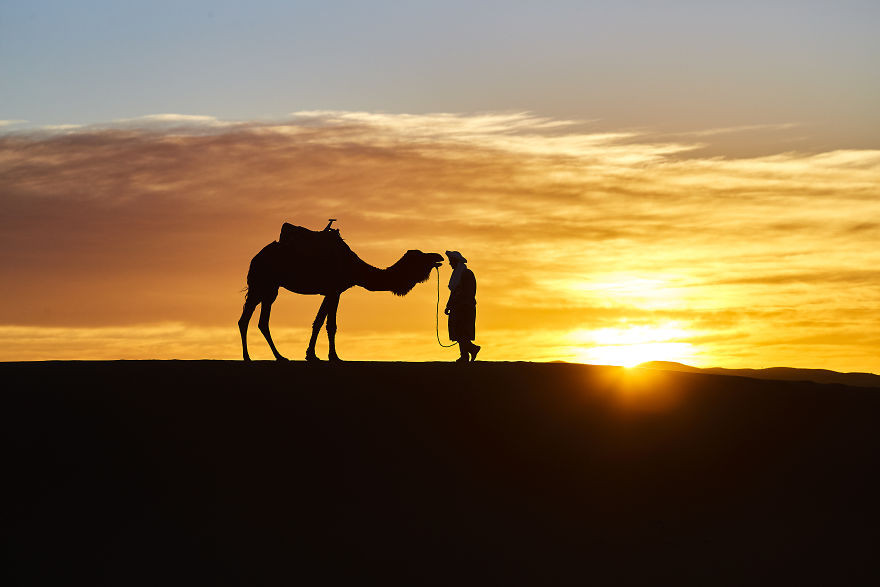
<box><xmin>638</xmin><ymin>360</ymin><xmax>880</xmax><ymax>388</ymax></box>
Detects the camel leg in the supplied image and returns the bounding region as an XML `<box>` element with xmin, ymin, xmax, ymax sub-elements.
<box><xmin>258</xmin><ymin>289</ymin><xmax>288</xmax><ymax>361</ymax></box>
<box><xmin>306</xmin><ymin>296</ymin><xmax>331</xmax><ymax>361</ymax></box>
<box><xmin>238</xmin><ymin>292</ymin><xmax>260</xmax><ymax>361</ymax></box>
<box><xmin>325</xmin><ymin>293</ymin><xmax>341</xmax><ymax>362</ymax></box>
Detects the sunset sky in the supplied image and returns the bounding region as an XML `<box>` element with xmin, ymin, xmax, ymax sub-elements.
<box><xmin>2</xmin><ymin>1</ymin><xmax>879</xmax><ymax>371</ymax></box>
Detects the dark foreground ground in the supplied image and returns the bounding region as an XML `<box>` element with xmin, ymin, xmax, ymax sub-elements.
<box><xmin>3</xmin><ymin>361</ymin><xmax>880</xmax><ymax>585</ymax></box>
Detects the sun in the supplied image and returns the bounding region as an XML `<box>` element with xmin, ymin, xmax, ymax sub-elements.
<box><xmin>579</xmin><ymin>341</ymin><xmax>695</xmax><ymax>368</ymax></box>
<box><xmin>570</xmin><ymin>323</ymin><xmax>698</xmax><ymax>368</ymax></box>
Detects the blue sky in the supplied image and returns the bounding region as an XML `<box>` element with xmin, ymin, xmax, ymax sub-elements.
<box><xmin>3</xmin><ymin>0</ymin><xmax>879</xmax><ymax>152</ymax></box>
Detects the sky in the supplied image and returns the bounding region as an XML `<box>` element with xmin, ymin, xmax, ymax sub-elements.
<box><xmin>2</xmin><ymin>1</ymin><xmax>879</xmax><ymax>371</ymax></box>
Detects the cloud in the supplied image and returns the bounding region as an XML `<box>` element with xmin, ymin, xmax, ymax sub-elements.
<box><xmin>658</xmin><ymin>122</ymin><xmax>802</xmax><ymax>138</ymax></box>
<box><xmin>2</xmin><ymin>111</ymin><xmax>880</xmax><ymax>371</ymax></box>
<box><xmin>115</xmin><ymin>114</ymin><xmax>228</xmax><ymax>124</ymax></box>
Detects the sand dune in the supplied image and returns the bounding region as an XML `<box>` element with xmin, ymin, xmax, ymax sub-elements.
<box><xmin>4</xmin><ymin>361</ymin><xmax>879</xmax><ymax>585</ymax></box>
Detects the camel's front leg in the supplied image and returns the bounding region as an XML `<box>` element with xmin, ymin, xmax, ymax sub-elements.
<box><xmin>306</xmin><ymin>296</ymin><xmax>331</xmax><ymax>361</ymax></box>
<box><xmin>325</xmin><ymin>293</ymin><xmax>341</xmax><ymax>362</ymax></box>
<box><xmin>238</xmin><ymin>293</ymin><xmax>259</xmax><ymax>361</ymax></box>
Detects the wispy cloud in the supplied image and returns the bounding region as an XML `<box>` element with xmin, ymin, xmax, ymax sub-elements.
<box><xmin>662</xmin><ymin>122</ymin><xmax>802</xmax><ymax>138</ymax></box>
<box><xmin>2</xmin><ymin>112</ymin><xmax>879</xmax><ymax>371</ymax></box>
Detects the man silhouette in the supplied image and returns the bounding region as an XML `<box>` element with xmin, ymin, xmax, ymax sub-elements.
<box><xmin>444</xmin><ymin>250</ymin><xmax>481</xmax><ymax>362</ymax></box>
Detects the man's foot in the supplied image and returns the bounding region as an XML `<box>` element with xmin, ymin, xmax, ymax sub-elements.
<box><xmin>470</xmin><ymin>345</ymin><xmax>481</xmax><ymax>362</ymax></box>
<box><xmin>305</xmin><ymin>350</ymin><xmax>322</xmax><ymax>362</ymax></box>
<box><xmin>455</xmin><ymin>356</ymin><xmax>469</xmax><ymax>363</ymax></box>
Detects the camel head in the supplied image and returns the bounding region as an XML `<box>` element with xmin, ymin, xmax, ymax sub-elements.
<box><xmin>387</xmin><ymin>250</ymin><xmax>445</xmax><ymax>296</ymax></box>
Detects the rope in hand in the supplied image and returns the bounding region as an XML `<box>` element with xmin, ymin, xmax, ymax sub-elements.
<box><xmin>435</xmin><ymin>267</ymin><xmax>457</xmax><ymax>347</ymax></box>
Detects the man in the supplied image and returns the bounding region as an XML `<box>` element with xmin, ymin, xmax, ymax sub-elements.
<box><xmin>444</xmin><ymin>250</ymin><xmax>481</xmax><ymax>362</ymax></box>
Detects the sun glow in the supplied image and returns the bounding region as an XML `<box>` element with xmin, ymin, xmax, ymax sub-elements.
<box><xmin>562</xmin><ymin>274</ymin><xmax>701</xmax><ymax>367</ymax></box>
<box><xmin>570</xmin><ymin>323</ymin><xmax>698</xmax><ymax>368</ymax></box>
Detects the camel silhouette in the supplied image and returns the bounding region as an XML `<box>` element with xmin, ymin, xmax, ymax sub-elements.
<box><xmin>239</xmin><ymin>221</ymin><xmax>444</xmax><ymax>361</ymax></box>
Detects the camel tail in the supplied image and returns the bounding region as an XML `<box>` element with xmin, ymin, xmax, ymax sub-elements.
<box><xmin>235</xmin><ymin>285</ymin><xmax>247</xmax><ymax>316</ymax></box>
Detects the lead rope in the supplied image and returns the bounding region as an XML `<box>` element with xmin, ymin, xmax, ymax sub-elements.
<box><xmin>435</xmin><ymin>267</ymin><xmax>457</xmax><ymax>347</ymax></box>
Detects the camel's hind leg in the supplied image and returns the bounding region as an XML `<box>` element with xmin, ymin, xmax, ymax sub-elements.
<box><xmin>238</xmin><ymin>291</ymin><xmax>259</xmax><ymax>361</ymax></box>
<box><xmin>257</xmin><ymin>288</ymin><xmax>288</xmax><ymax>361</ymax></box>
<box><xmin>306</xmin><ymin>295</ymin><xmax>331</xmax><ymax>362</ymax></box>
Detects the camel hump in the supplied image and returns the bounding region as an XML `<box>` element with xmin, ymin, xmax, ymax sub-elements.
<box><xmin>279</xmin><ymin>222</ymin><xmax>343</xmax><ymax>242</ymax></box>
<box><xmin>279</xmin><ymin>222</ymin><xmax>315</xmax><ymax>244</ymax></box>
<box><xmin>278</xmin><ymin>222</ymin><xmax>350</xmax><ymax>254</ymax></box>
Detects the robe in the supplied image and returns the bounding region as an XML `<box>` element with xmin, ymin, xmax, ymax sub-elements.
<box><xmin>447</xmin><ymin>268</ymin><xmax>477</xmax><ymax>342</ymax></box>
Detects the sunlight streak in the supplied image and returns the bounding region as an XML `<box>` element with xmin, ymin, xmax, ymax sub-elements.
<box><xmin>580</xmin><ymin>275</ymin><xmax>687</xmax><ymax>311</ymax></box>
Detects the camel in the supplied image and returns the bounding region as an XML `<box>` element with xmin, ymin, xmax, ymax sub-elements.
<box><xmin>239</xmin><ymin>221</ymin><xmax>444</xmax><ymax>361</ymax></box>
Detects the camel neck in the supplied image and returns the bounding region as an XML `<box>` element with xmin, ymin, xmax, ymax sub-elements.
<box><xmin>354</xmin><ymin>255</ymin><xmax>421</xmax><ymax>296</ymax></box>
<box><xmin>356</xmin><ymin>262</ymin><xmax>398</xmax><ymax>292</ymax></box>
